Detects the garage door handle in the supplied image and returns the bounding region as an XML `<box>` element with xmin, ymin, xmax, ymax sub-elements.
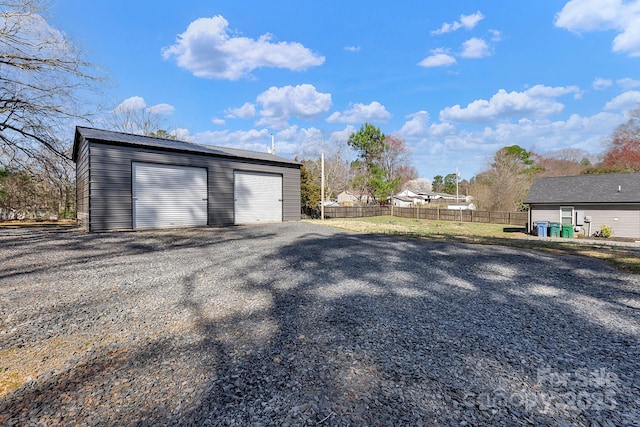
<box><xmin>202</xmin><ymin>198</ymin><xmax>208</xmax><ymax>201</ymax></box>
<box><xmin>278</xmin><ymin>199</ymin><xmax>283</xmax><ymax>201</ymax></box>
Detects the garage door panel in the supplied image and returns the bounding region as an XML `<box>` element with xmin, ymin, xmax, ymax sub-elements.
<box><xmin>234</xmin><ymin>171</ymin><xmax>282</xmax><ymax>224</ymax></box>
<box><xmin>133</xmin><ymin>163</ymin><xmax>208</xmax><ymax>229</ymax></box>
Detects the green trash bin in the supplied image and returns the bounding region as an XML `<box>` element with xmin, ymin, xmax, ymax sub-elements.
<box><xmin>550</xmin><ymin>222</ymin><xmax>561</xmax><ymax>237</ymax></box>
<box><xmin>561</xmin><ymin>224</ymin><xmax>574</xmax><ymax>238</ymax></box>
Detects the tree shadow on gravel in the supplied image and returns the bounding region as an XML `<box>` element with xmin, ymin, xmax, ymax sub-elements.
<box><xmin>174</xmin><ymin>227</ymin><xmax>640</xmax><ymax>425</ymax></box>
<box><xmin>1</xmin><ymin>223</ymin><xmax>639</xmax><ymax>425</ymax></box>
<box><xmin>0</xmin><ymin>226</ymin><xmax>276</xmax><ymax>281</ymax></box>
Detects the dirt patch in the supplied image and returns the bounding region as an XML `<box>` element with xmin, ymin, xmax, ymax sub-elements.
<box><xmin>0</xmin><ymin>219</ymin><xmax>77</xmax><ymax>229</ymax></box>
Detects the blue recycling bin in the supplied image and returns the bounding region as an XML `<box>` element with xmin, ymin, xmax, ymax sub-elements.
<box><xmin>536</xmin><ymin>221</ymin><xmax>548</xmax><ymax>237</ymax></box>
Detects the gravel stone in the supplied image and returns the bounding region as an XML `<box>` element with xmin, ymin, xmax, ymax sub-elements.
<box><xmin>0</xmin><ymin>222</ymin><xmax>639</xmax><ymax>426</ymax></box>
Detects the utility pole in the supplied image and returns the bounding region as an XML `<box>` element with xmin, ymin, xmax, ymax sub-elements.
<box><xmin>456</xmin><ymin>165</ymin><xmax>459</xmax><ymax>202</ymax></box>
<box><xmin>321</xmin><ymin>152</ymin><xmax>325</xmax><ymax>221</ymax></box>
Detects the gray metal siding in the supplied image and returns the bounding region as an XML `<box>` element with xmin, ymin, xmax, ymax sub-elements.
<box><xmin>87</xmin><ymin>142</ymin><xmax>300</xmax><ymax>231</ymax></box>
<box><xmin>530</xmin><ymin>203</ymin><xmax>640</xmax><ymax>238</ymax></box>
<box><xmin>283</xmin><ymin>167</ymin><xmax>301</xmax><ymax>221</ymax></box>
<box><xmin>75</xmin><ymin>137</ymin><xmax>90</xmax><ymax>229</ymax></box>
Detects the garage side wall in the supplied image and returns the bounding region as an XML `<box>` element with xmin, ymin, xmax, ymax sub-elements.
<box><xmin>75</xmin><ymin>136</ymin><xmax>90</xmax><ymax>230</ymax></box>
<box><xmin>88</xmin><ymin>142</ymin><xmax>300</xmax><ymax>231</ymax></box>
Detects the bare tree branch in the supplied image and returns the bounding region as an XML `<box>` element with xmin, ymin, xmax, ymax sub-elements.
<box><xmin>0</xmin><ymin>0</ymin><xmax>102</xmax><ymax>165</ymax></box>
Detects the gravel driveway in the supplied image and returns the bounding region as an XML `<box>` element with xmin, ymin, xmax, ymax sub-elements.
<box><xmin>1</xmin><ymin>222</ymin><xmax>639</xmax><ymax>426</ymax></box>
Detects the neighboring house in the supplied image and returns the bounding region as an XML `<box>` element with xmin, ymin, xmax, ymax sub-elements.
<box><xmin>336</xmin><ymin>191</ymin><xmax>374</xmax><ymax>206</ymax></box>
<box><xmin>73</xmin><ymin>127</ymin><xmax>301</xmax><ymax>232</ymax></box>
<box><xmin>391</xmin><ymin>196</ymin><xmax>416</xmax><ymax>207</ymax></box>
<box><xmin>396</xmin><ymin>189</ymin><xmax>465</xmax><ymax>204</ymax></box>
<box><xmin>524</xmin><ymin>172</ymin><xmax>640</xmax><ymax>238</ymax></box>
<box><xmin>447</xmin><ymin>202</ymin><xmax>476</xmax><ymax>210</ymax></box>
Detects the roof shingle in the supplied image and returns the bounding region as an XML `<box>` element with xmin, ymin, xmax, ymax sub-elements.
<box><xmin>524</xmin><ymin>173</ymin><xmax>640</xmax><ymax>204</ymax></box>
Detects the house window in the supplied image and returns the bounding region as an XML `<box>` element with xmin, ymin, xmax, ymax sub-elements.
<box><xmin>560</xmin><ymin>206</ymin><xmax>573</xmax><ymax>225</ymax></box>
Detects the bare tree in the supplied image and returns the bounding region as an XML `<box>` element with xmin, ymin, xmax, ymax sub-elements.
<box><xmin>300</xmin><ymin>137</ymin><xmax>352</xmax><ymax>201</ymax></box>
<box><xmin>322</xmin><ymin>139</ymin><xmax>350</xmax><ymax>199</ymax></box>
<box><xmin>532</xmin><ymin>148</ymin><xmax>594</xmax><ymax>177</ymax></box>
<box><xmin>0</xmin><ymin>0</ymin><xmax>101</xmax><ymax>163</ymax></box>
<box><xmin>380</xmin><ymin>135</ymin><xmax>414</xmax><ymax>186</ymax></box>
<box><xmin>403</xmin><ymin>177</ymin><xmax>431</xmax><ymax>191</ymax></box>
<box><xmin>470</xmin><ymin>145</ymin><xmax>538</xmax><ymax>211</ymax></box>
<box><xmin>106</xmin><ymin>101</ymin><xmax>169</xmax><ymax>136</ymax></box>
<box><xmin>601</xmin><ymin>105</ymin><xmax>640</xmax><ymax>171</ymax></box>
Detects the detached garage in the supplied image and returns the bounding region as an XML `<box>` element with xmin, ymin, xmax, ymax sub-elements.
<box><xmin>73</xmin><ymin>127</ymin><xmax>301</xmax><ymax>232</ymax></box>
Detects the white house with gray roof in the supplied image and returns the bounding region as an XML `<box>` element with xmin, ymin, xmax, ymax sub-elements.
<box><xmin>524</xmin><ymin>172</ymin><xmax>640</xmax><ymax>239</ymax></box>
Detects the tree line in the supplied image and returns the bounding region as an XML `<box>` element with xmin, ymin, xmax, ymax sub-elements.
<box><xmin>302</xmin><ymin>106</ymin><xmax>640</xmax><ymax>213</ymax></box>
<box><xmin>0</xmin><ymin>0</ymin><xmax>171</xmax><ymax>220</ymax></box>
<box><xmin>300</xmin><ymin>123</ymin><xmax>418</xmax><ymax>213</ymax></box>
<box><xmin>468</xmin><ymin>105</ymin><xmax>640</xmax><ymax>212</ymax></box>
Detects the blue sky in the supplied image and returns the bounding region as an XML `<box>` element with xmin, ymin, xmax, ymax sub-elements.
<box><xmin>50</xmin><ymin>0</ymin><xmax>640</xmax><ymax>179</ymax></box>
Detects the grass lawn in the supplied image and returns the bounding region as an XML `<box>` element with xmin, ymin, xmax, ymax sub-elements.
<box><xmin>313</xmin><ymin>215</ymin><xmax>524</xmax><ymax>238</ymax></box>
<box><xmin>308</xmin><ymin>216</ymin><xmax>640</xmax><ymax>274</ymax></box>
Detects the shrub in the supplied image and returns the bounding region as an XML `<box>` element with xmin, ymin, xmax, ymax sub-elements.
<box><xmin>600</xmin><ymin>224</ymin><xmax>613</xmax><ymax>238</ymax></box>
<box><xmin>59</xmin><ymin>210</ymin><xmax>76</xmax><ymax>219</ymax></box>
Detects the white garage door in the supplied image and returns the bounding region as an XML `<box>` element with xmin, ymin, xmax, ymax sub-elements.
<box><xmin>132</xmin><ymin>162</ymin><xmax>208</xmax><ymax>229</ymax></box>
<box><xmin>234</xmin><ymin>171</ymin><xmax>282</xmax><ymax>224</ymax></box>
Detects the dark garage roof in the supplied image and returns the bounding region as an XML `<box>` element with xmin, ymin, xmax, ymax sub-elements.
<box><xmin>524</xmin><ymin>172</ymin><xmax>640</xmax><ymax>204</ymax></box>
<box><xmin>72</xmin><ymin>126</ymin><xmax>300</xmax><ymax>166</ymax></box>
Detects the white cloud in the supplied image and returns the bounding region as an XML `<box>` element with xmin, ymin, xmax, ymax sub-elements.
<box><xmin>326</xmin><ymin>101</ymin><xmax>391</xmax><ymax>124</ymax></box>
<box><xmin>113</xmin><ymin>97</ymin><xmax>175</xmax><ymax>116</ymax></box>
<box><xmin>162</xmin><ymin>15</ymin><xmax>325</xmax><ymax>80</ymax></box>
<box><xmin>399</xmin><ymin>111</ymin><xmax>430</xmax><ymax>136</ymax></box>
<box><xmin>418</xmin><ymin>49</ymin><xmax>457</xmax><ymax>68</ymax></box>
<box><xmin>187</xmin><ymin>126</ymin><xmax>325</xmax><ymax>159</ymax></box>
<box><xmin>146</xmin><ymin>103</ymin><xmax>175</xmax><ymax>115</ymax></box>
<box><xmin>345</xmin><ymin>45</ymin><xmax>361</xmax><ymax>52</ymax></box>
<box><xmin>555</xmin><ymin>0</ymin><xmax>640</xmax><ymax>56</ymax></box>
<box><xmin>439</xmin><ymin>85</ymin><xmax>581</xmax><ymax>123</ymax></box>
<box><xmin>225</xmin><ymin>102</ymin><xmax>256</xmax><ymax>119</ymax></box>
<box><xmin>114</xmin><ymin>96</ymin><xmax>146</xmax><ymax>112</ymax></box>
<box><xmin>604</xmin><ymin>90</ymin><xmax>640</xmax><ymax>110</ymax></box>
<box><xmin>211</xmin><ymin>117</ymin><xmax>225</xmax><ymax>125</ymax></box>
<box><xmin>398</xmin><ymin>111</ymin><xmax>456</xmax><ymax>138</ymax></box>
<box><xmin>593</xmin><ymin>77</ymin><xmax>613</xmax><ymax>90</ymax></box>
<box><xmin>169</xmin><ymin>107</ymin><xmax>626</xmax><ymax>179</ymax></box>
<box><xmin>432</xmin><ymin>11</ymin><xmax>484</xmax><ymax>35</ymax></box>
<box><xmin>401</xmin><ymin>110</ymin><xmax>625</xmax><ymax>177</ymax></box>
<box><xmin>489</xmin><ymin>29</ymin><xmax>503</xmax><ymax>42</ymax></box>
<box><xmin>255</xmin><ymin>84</ymin><xmax>332</xmax><ymax>128</ymax></box>
<box><xmin>170</xmin><ymin>128</ymin><xmax>194</xmax><ymax>142</ymax></box>
<box><xmin>328</xmin><ymin>126</ymin><xmax>357</xmax><ymax>146</ymax></box>
<box><xmin>460</xmin><ymin>12</ymin><xmax>485</xmax><ymax>29</ymax></box>
<box><xmin>617</xmin><ymin>77</ymin><xmax>640</xmax><ymax>88</ymax></box>
<box><xmin>460</xmin><ymin>38</ymin><xmax>491</xmax><ymax>58</ymax></box>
